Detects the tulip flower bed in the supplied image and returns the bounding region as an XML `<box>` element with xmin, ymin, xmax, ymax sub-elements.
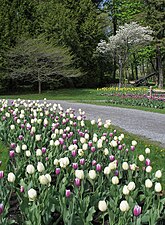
<box><xmin>97</xmin><ymin>87</ymin><xmax>165</xmax><ymax>109</ymax></box>
<box><xmin>0</xmin><ymin>98</ymin><xmax>164</xmax><ymax>225</ymax></box>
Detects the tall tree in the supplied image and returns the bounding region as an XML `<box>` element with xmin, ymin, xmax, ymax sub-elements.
<box><xmin>143</xmin><ymin>0</ymin><xmax>165</xmax><ymax>88</ymax></box>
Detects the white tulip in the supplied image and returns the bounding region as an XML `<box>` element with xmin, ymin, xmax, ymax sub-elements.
<box><xmin>35</xmin><ymin>134</ymin><xmax>41</xmax><ymax>141</ymax></box>
<box><xmin>146</xmin><ymin>166</ymin><xmax>152</xmax><ymax>173</ymax></box>
<box><xmin>36</xmin><ymin>149</ymin><xmax>42</xmax><ymax>156</ymax></box>
<box><xmin>119</xmin><ymin>200</ymin><xmax>130</xmax><ymax>212</ymax></box>
<box><xmin>26</xmin><ymin>165</ymin><xmax>35</xmax><ymax>174</ymax></box>
<box><xmin>50</xmin><ymin>140</ymin><xmax>54</xmax><ymax>146</ymax></box>
<box><xmin>145</xmin><ymin>179</ymin><xmax>153</xmax><ymax>188</ymax></box>
<box><xmin>127</xmin><ymin>181</ymin><xmax>136</xmax><ymax>191</ymax></box>
<box><xmin>155</xmin><ymin>183</ymin><xmax>162</xmax><ymax>193</ymax></box>
<box><xmin>75</xmin><ymin>170</ymin><xmax>84</xmax><ymax>179</ymax></box>
<box><xmin>54</xmin><ymin>140</ymin><xmax>60</xmax><ymax>146</ymax></box>
<box><xmin>145</xmin><ymin>148</ymin><xmax>150</xmax><ymax>154</ymax></box>
<box><xmin>10</xmin><ymin>125</ymin><xmax>15</xmax><ymax>130</ymax></box>
<box><xmin>112</xmin><ymin>176</ymin><xmax>119</xmax><ymax>185</ymax></box>
<box><xmin>104</xmin><ymin>148</ymin><xmax>109</xmax><ymax>155</ymax></box>
<box><xmin>109</xmin><ymin>162</ymin><xmax>117</xmax><ymax>170</ymax></box>
<box><xmin>123</xmin><ymin>185</ymin><xmax>129</xmax><ymax>195</ymax></box>
<box><xmin>122</xmin><ymin>162</ymin><xmax>129</xmax><ymax>170</ymax></box>
<box><xmin>22</xmin><ymin>144</ymin><xmax>27</xmax><ymax>151</ymax></box>
<box><xmin>138</xmin><ymin>155</ymin><xmax>145</xmax><ymax>162</ymax></box>
<box><xmin>59</xmin><ymin>157</ymin><xmax>69</xmax><ymax>168</ymax></box>
<box><xmin>82</xmin><ymin>143</ymin><xmax>88</xmax><ymax>151</ymax></box>
<box><xmin>45</xmin><ymin>174</ymin><xmax>52</xmax><ymax>183</ymax></box>
<box><xmin>84</xmin><ymin>133</ymin><xmax>89</xmax><ymax>140</ymax></box>
<box><xmin>155</xmin><ymin>170</ymin><xmax>162</xmax><ymax>178</ymax></box>
<box><xmin>80</xmin><ymin>137</ymin><xmax>86</xmax><ymax>144</ymax></box>
<box><xmin>26</xmin><ymin>151</ymin><xmax>31</xmax><ymax>157</ymax></box>
<box><xmin>54</xmin><ymin>159</ymin><xmax>59</xmax><ymax>166</ymax></box>
<box><xmin>91</xmin><ymin>120</ymin><xmax>95</xmax><ymax>125</ymax></box>
<box><xmin>104</xmin><ymin>166</ymin><xmax>111</xmax><ymax>175</ymax></box>
<box><xmin>78</xmin><ymin>149</ymin><xmax>84</xmax><ymax>156</ymax></box>
<box><xmin>98</xmin><ymin>200</ymin><xmax>107</xmax><ymax>212</ymax></box>
<box><xmin>97</xmin><ymin>139</ymin><xmax>103</xmax><ymax>148</ymax></box>
<box><xmin>7</xmin><ymin>172</ymin><xmax>15</xmax><ymax>182</ymax></box>
<box><xmin>15</xmin><ymin>145</ymin><xmax>21</xmax><ymax>153</ymax></box>
<box><xmin>28</xmin><ymin>188</ymin><xmax>37</xmax><ymax>201</ymax></box>
<box><xmin>39</xmin><ymin>175</ymin><xmax>49</xmax><ymax>185</ymax></box>
<box><xmin>37</xmin><ymin>162</ymin><xmax>45</xmax><ymax>172</ymax></box>
<box><xmin>88</xmin><ymin>170</ymin><xmax>97</xmax><ymax>180</ymax></box>
<box><xmin>132</xmin><ymin>140</ymin><xmax>137</xmax><ymax>146</ymax></box>
<box><xmin>110</xmin><ymin>140</ymin><xmax>117</xmax><ymax>147</ymax></box>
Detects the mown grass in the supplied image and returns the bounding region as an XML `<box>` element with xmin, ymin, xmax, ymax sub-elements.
<box><xmin>0</xmin><ymin>88</ymin><xmax>165</xmax><ymax>113</ymax></box>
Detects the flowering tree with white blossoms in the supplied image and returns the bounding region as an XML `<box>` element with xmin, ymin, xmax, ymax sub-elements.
<box><xmin>97</xmin><ymin>22</ymin><xmax>153</xmax><ymax>88</ymax></box>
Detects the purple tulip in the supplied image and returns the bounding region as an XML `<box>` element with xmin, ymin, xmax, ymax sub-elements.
<box><xmin>109</xmin><ymin>133</ymin><xmax>113</xmax><ymax>137</ymax></box>
<box><xmin>74</xmin><ymin>178</ymin><xmax>81</xmax><ymax>187</ymax></box>
<box><xmin>0</xmin><ymin>171</ymin><xmax>4</xmax><ymax>179</ymax></box>
<box><xmin>118</xmin><ymin>145</ymin><xmax>122</xmax><ymax>150</ymax></box>
<box><xmin>133</xmin><ymin>205</ymin><xmax>142</xmax><ymax>217</ymax></box>
<box><xmin>80</xmin><ymin>158</ymin><xmax>85</xmax><ymax>165</ymax></box>
<box><xmin>0</xmin><ymin>203</ymin><xmax>4</xmax><ymax>215</ymax></box>
<box><xmin>9</xmin><ymin>150</ymin><xmax>15</xmax><ymax>158</ymax></box>
<box><xmin>66</xmin><ymin>189</ymin><xmax>71</xmax><ymax>198</ymax></box>
<box><xmin>55</xmin><ymin>168</ymin><xmax>60</xmax><ymax>175</ymax></box>
<box><xmin>91</xmin><ymin>147</ymin><xmax>96</xmax><ymax>153</ymax></box>
<box><xmin>103</xmin><ymin>133</ymin><xmax>107</xmax><ymax>136</ymax></box>
<box><xmin>62</xmin><ymin>133</ymin><xmax>67</xmax><ymax>139</ymax></box>
<box><xmin>125</xmin><ymin>148</ymin><xmax>129</xmax><ymax>153</ymax></box>
<box><xmin>114</xmin><ymin>170</ymin><xmax>119</xmax><ymax>176</ymax></box>
<box><xmin>10</xmin><ymin>143</ymin><xmax>16</xmax><ymax>149</ymax></box>
<box><xmin>71</xmin><ymin>150</ymin><xmax>77</xmax><ymax>157</ymax></box>
<box><xmin>18</xmin><ymin>135</ymin><xmax>24</xmax><ymax>141</ymax></box>
<box><xmin>92</xmin><ymin>160</ymin><xmax>97</xmax><ymax>166</ymax></box>
<box><xmin>21</xmin><ymin>124</ymin><xmax>25</xmax><ymax>129</ymax></box>
<box><xmin>73</xmin><ymin>139</ymin><xmax>77</xmax><ymax>144</ymax></box>
<box><xmin>109</xmin><ymin>155</ymin><xmax>115</xmax><ymax>162</ymax></box>
<box><xmin>42</xmin><ymin>147</ymin><xmax>46</xmax><ymax>154</ymax></box>
<box><xmin>46</xmin><ymin>157</ymin><xmax>49</xmax><ymax>161</ymax></box>
<box><xmin>73</xmin><ymin>122</ymin><xmax>77</xmax><ymax>127</ymax></box>
<box><xmin>96</xmin><ymin>164</ymin><xmax>102</xmax><ymax>172</ymax></box>
<box><xmin>63</xmin><ymin>145</ymin><xmax>67</xmax><ymax>150</ymax></box>
<box><xmin>72</xmin><ymin>163</ymin><xmax>78</xmax><ymax>170</ymax></box>
<box><xmin>131</xmin><ymin>146</ymin><xmax>135</xmax><ymax>151</ymax></box>
<box><xmin>88</xmin><ymin>141</ymin><xmax>93</xmax><ymax>147</ymax></box>
<box><xmin>59</xmin><ymin>138</ymin><xmax>64</xmax><ymax>145</ymax></box>
<box><xmin>145</xmin><ymin>158</ymin><xmax>151</xmax><ymax>166</ymax></box>
<box><xmin>20</xmin><ymin>186</ymin><xmax>24</xmax><ymax>193</ymax></box>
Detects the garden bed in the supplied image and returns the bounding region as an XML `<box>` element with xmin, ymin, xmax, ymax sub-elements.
<box><xmin>0</xmin><ymin>98</ymin><xmax>164</xmax><ymax>225</ymax></box>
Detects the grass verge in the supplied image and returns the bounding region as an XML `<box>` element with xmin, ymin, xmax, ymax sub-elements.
<box><xmin>0</xmin><ymin>140</ymin><xmax>9</xmax><ymax>171</ymax></box>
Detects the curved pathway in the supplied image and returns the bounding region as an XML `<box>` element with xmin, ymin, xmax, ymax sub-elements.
<box><xmin>48</xmin><ymin>100</ymin><xmax>165</xmax><ymax>147</ymax></box>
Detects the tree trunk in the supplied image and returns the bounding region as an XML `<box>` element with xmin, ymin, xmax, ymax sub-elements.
<box><xmin>156</xmin><ymin>46</ymin><xmax>163</xmax><ymax>89</ymax></box>
<box><xmin>133</xmin><ymin>53</ymin><xmax>138</xmax><ymax>80</ymax></box>
<box><xmin>38</xmin><ymin>80</ymin><xmax>41</xmax><ymax>94</ymax></box>
<box><xmin>119</xmin><ymin>57</ymin><xmax>123</xmax><ymax>89</ymax></box>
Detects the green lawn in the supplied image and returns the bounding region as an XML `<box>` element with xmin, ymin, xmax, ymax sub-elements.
<box><xmin>0</xmin><ymin>88</ymin><xmax>165</xmax><ymax>114</ymax></box>
<box><xmin>0</xmin><ymin>140</ymin><xmax>9</xmax><ymax>171</ymax></box>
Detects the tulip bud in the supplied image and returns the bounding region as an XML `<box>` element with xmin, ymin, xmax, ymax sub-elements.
<box><xmin>155</xmin><ymin>183</ymin><xmax>162</xmax><ymax>193</ymax></box>
<box><xmin>75</xmin><ymin>170</ymin><xmax>84</xmax><ymax>179</ymax></box>
<box><xmin>66</xmin><ymin>189</ymin><xmax>71</xmax><ymax>198</ymax></box>
<box><xmin>72</xmin><ymin>163</ymin><xmax>78</xmax><ymax>170</ymax></box>
<box><xmin>20</xmin><ymin>186</ymin><xmax>24</xmax><ymax>193</ymax></box>
<box><xmin>145</xmin><ymin>179</ymin><xmax>153</xmax><ymax>188</ymax></box>
<box><xmin>91</xmin><ymin>147</ymin><xmax>96</xmax><ymax>153</ymax></box>
<box><xmin>130</xmin><ymin>146</ymin><xmax>135</xmax><ymax>151</ymax></box>
<box><xmin>26</xmin><ymin>165</ymin><xmax>35</xmax><ymax>174</ymax></box>
<box><xmin>71</xmin><ymin>150</ymin><xmax>77</xmax><ymax>157</ymax></box>
<box><xmin>0</xmin><ymin>203</ymin><xmax>4</xmax><ymax>215</ymax></box>
<box><xmin>36</xmin><ymin>149</ymin><xmax>42</xmax><ymax>156</ymax></box>
<box><xmin>0</xmin><ymin>171</ymin><xmax>4</xmax><ymax>179</ymax></box>
<box><xmin>145</xmin><ymin>158</ymin><xmax>151</xmax><ymax>166</ymax></box>
<box><xmin>98</xmin><ymin>200</ymin><xmax>107</xmax><ymax>212</ymax></box>
<box><xmin>112</xmin><ymin>176</ymin><xmax>119</xmax><ymax>185</ymax></box>
<box><xmin>42</xmin><ymin>147</ymin><xmax>46</xmax><ymax>154</ymax></box>
<box><xmin>28</xmin><ymin>188</ymin><xmax>37</xmax><ymax>201</ymax></box>
<box><xmin>55</xmin><ymin>168</ymin><xmax>60</xmax><ymax>175</ymax></box>
<box><xmin>92</xmin><ymin>160</ymin><xmax>97</xmax><ymax>166</ymax></box>
<box><xmin>138</xmin><ymin>155</ymin><xmax>145</xmax><ymax>162</ymax></box>
<box><xmin>145</xmin><ymin>148</ymin><xmax>150</xmax><ymax>154</ymax></box>
<box><xmin>80</xmin><ymin>158</ymin><xmax>85</xmax><ymax>165</ymax></box>
<box><xmin>119</xmin><ymin>200</ymin><xmax>130</xmax><ymax>212</ymax></box>
<box><xmin>37</xmin><ymin>162</ymin><xmax>45</xmax><ymax>172</ymax></box>
<box><xmin>88</xmin><ymin>170</ymin><xmax>97</xmax><ymax>180</ymax></box>
<box><xmin>155</xmin><ymin>170</ymin><xmax>162</xmax><ymax>178</ymax></box>
<box><xmin>133</xmin><ymin>205</ymin><xmax>142</xmax><ymax>217</ymax></box>
<box><xmin>96</xmin><ymin>164</ymin><xmax>102</xmax><ymax>172</ymax></box>
<box><xmin>104</xmin><ymin>166</ymin><xmax>111</xmax><ymax>175</ymax></box>
<box><xmin>146</xmin><ymin>166</ymin><xmax>152</xmax><ymax>173</ymax></box>
<box><xmin>122</xmin><ymin>162</ymin><xmax>129</xmax><ymax>170</ymax></box>
<box><xmin>74</xmin><ymin>178</ymin><xmax>81</xmax><ymax>187</ymax></box>
<box><xmin>123</xmin><ymin>185</ymin><xmax>129</xmax><ymax>195</ymax></box>
<box><xmin>127</xmin><ymin>182</ymin><xmax>136</xmax><ymax>191</ymax></box>
<box><xmin>7</xmin><ymin>172</ymin><xmax>15</xmax><ymax>182</ymax></box>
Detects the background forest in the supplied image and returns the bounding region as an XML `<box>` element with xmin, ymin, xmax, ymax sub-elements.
<box><xmin>0</xmin><ymin>0</ymin><xmax>164</xmax><ymax>94</ymax></box>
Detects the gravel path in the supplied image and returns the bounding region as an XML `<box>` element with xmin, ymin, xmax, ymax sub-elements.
<box><xmin>48</xmin><ymin>100</ymin><xmax>165</xmax><ymax>147</ymax></box>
